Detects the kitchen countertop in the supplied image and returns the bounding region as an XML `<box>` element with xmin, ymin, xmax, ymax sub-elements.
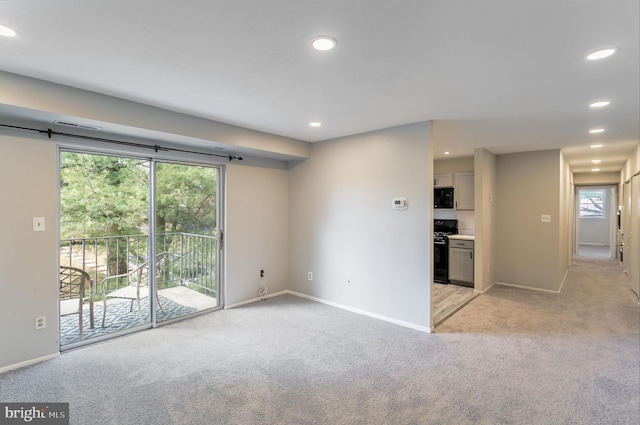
<box><xmin>448</xmin><ymin>234</ymin><xmax>475</xmax><ymax>241</ymax></box>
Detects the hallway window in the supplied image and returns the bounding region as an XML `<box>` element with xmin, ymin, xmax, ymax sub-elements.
<box><xmin>579</xmin><ymin>189</ymin><xmax>605</xmax><ymax>218</ymax></box>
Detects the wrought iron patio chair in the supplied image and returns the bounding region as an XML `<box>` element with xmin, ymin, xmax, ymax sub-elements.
<box><xmin>59</xmin><ymin>266</ymin><xmax>95</xmax><ymax>340</ymax></box>
<box><xmin>100</xmin><ymin>252</ymin><xmax>167</xmax><ymax>327</ymax></box>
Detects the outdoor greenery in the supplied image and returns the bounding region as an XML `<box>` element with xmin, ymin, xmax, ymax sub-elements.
<box><xmin>60</xmin><ymin>153</ymin><xmax>149</xmax><ymax>239</ymax></box>
<box><xmin>155</xmin><ymin>162</ymin><xmax>218</xmax><ymax>234</ymax></box>
<box><xmin>60</xmin><ymin>153</ymin><xmax>218</xmax><ymax>239</ymax></box>
<box><xmin>60</xmin><ymin>152</ymin><xmax>218</xmax><ymax>278</ymax></box>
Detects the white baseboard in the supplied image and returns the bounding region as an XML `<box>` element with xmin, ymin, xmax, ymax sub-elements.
<box><xmin>225</xmin><ymin>290</ymin><xmax>434</xmax><ymax>333</ymax></box>
<box><xmin>287</xmin><ymin>290</ymin><xmax>433</xmax><ymax>333</ymax></box>
<box><xmin>0</xmin><ymin>352</ymin><xmax>60</xmax><ymax>375</ymax></box>
<box><xmin>495</xmin><ymin>282</ymin><xmax>560</xmax><ymax>294</ymax></box>
<box><xmin>224</xmin><ymin>290</ymin><xmax>289</xmax><ymax>309</ymax></box>
<box><xmin>557</xmin><ymin>269</ymin><xmax>569</xmax><ymax>293</ymax></box>
<box><xmin>476</xmin><ymin>282</ymin><xmax>496</xmax><ymax>294</ymax></box>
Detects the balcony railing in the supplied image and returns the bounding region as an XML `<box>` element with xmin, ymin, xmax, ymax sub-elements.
<box><xmin>60</xmin><ymin>232</ymin><xmax>217</xmax><ymax>298</ymax></box>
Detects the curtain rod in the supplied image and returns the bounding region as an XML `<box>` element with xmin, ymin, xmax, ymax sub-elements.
<box><xmin>0</xmin><ymin>123</ymin><xmax>244</xmax><ymax>161</ymax></box>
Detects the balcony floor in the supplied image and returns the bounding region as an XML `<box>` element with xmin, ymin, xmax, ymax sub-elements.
<box><xmin>159</xmin><ymin>286</ymin><xmax>218</xmax><ymax>311</ymax></box>
<box><xmin>60</xmin><ymin>286</ymin><xmax>218</xmax><ymax>346</ymax></box>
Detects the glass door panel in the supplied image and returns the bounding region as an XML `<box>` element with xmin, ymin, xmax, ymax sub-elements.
<box><xmin>154</xmin><ymin>162</ymin><xmax>220</xmax><ymax>322</ymax></box>
<box><xmin>59</xmin><ymin>152</ymin><xmax>151</xmax><ymax>347</ymax></box>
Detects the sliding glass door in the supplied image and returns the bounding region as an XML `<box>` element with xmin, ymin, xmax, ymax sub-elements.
<box><xmin>154</xmin><ymin>162</ymin><xmax>220</xmax><ymax>323</ymax></box>
<box><xmin>59</xmin><ymin>151</ymin><xmax>221</xmax><ymax>348</ymax></box>
<box><xmin>59</xmin><ymin>151</ymin><xmax>151</xmax><ymax>346</ymax></box>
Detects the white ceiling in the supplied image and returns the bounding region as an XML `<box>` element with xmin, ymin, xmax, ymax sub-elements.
<box><xmin>0</xmin><ymin>0</ymin><xmax>638</xmax><ymax>172</ymax></box>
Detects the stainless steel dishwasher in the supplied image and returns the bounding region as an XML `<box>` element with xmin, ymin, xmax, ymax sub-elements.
<box><xmin>448</xmin><ymin>238</ymin><xmax>474</xmax><ymax>287</ymax></box>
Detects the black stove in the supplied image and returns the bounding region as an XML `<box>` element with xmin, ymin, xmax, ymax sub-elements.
<box><xmin>434</xmin><ymin>219</ymin><xmax>458</xmax><ymax>283</ymax></box>
<box><xmin>434</xmin><ymin>220</ymin><xmax>458</xmax><ymax>241</ymax></box>
<box><xmin>434</xmin><ymin>232</ymin><xmax>452</xmax><ymax>244</ymax></box>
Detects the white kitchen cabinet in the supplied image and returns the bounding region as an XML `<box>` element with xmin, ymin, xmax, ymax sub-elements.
<box><xmin>434</xmin><ymin>173</ymin><xmax>453</xmax><ymax>187</ymax></box>
<box><xmin>449</xmin><ymin>238</ymin><xmax>474</xmax><ymax>287</ymax></box>
<box><xmin>454</xmin><ymin>172</ymin><xmax>474</xmax><ymax>210</ymax></box>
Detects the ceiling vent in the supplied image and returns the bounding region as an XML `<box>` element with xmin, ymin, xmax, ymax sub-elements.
<box><xmin>53</xmin><ymin>120</ymin><xmax>102</xmax><ymax>131</ymax></box>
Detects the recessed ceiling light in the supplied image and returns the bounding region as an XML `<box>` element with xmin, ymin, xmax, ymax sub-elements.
<box><xmin>311</xmin><ymin>36</ymin><xmax>337</xmax><ymax>51</ymax></box>
<box><xmin>589</xmin><ymin>101</ymin><xmax>610</xmax><ymax>108</ymax></box>
<box><xmin>586</xmin><ymin>48</ymin><xmax>617</xmax><ymax>61</ymax></box>
<box><xmin>0</xmin><ymin>25</ymin><xmax>17</xmax><ymax>37</ymax></box>
<box><xmin>444</xmin><ymin>151</ymin><xmax>450</xmax><ymax>155</ymax></box>
<box><xmin>590</xmin><ymin>143</ymin><xmax>603</xmax><ymax>148</ymax></box>
<box><xmin>589</xmin><ymin>128</ymin><xmax>605</xmax><ymax>134</ymax></box>
<box><xmin>591</xmin><ymin>159</ymin><xmax>602</xmax><ymax>164</ymax></box>
<box><xmin>309</xmin><ymin>122</ymin><xmax>322</xmax><ymax>127</ymax></box>
<box><xmin>591</xmin><ymin>168</ymin><xmax>601</xmax><ymax>172</ymax></box>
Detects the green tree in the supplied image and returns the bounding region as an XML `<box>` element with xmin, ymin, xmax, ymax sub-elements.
<box><xmin>60</xmin><ymin>153</ymin><xmax>218</xmax><ymax>275</ymax></box>
<box><xmin>60</xmin><ymin>152</ymin><xmax>149</xmax><ymax>239</ymax></box>
<box><xmin>155</xmin><ymin>163</ymin><xmax>217</xmax><ymax>235</ymax></box>
<box><xmin>60</xmin><ymin>153</ymin><xmax>149</xmax><ymax>274</ymax></box>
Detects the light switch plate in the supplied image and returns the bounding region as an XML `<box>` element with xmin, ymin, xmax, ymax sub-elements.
<box><xmin>33</xmin><ymin>217</ymin><xmax>45</xmax><ymax>231</ymax></box>
<box><xmin>541</xmin><ymin>214</ymin><xmax>551</xmax><ymax>223</ymax></box>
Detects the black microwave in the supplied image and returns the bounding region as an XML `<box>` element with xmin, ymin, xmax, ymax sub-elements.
<box><xmin>434</xmin><ymin>187</ymin><xmax>454</xmax><ymax>209</ymax></box>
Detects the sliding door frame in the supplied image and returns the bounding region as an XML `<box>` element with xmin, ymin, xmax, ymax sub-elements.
<box><xmin>153</xmin><ymin>159</ymin><xmax>224</xmax><ymax>325</ymax></box>
<box><xmin>58</xmin><ymin>142</ymin><xmax>226</xmax><ymax>350</ymax></box>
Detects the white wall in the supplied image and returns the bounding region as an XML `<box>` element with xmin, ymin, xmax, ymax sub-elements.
<box><xmin>0</xmin><ymin>71</ymin><xmax>310</xmax><ymax>161</ymax></box>
<box><xmin>434</xmin><ymin>156</ymin><xmax>474</xmax><ymax>174</ymax></box>
<box><xmin>474</xmin><ymin>148</ymin><xmax>497</xmax><ymax>292</ymax></box>
<box><xmin>573</xmin><ymin>172</ymin><xmax>620</xmax><ymax>185</ymax></box>
<box><xmin>629</xmin><ymin>175</ymin><xmax>639</xmax><ymax>296</ymax></box>
<box><xmin>0</xmin><ymin>132</ymin><xmax>59</xmax><ymax>369</ymax></box>
<box><xmin>620</xmin><ymin>143</ymin><xmax>640</xmax><ymax>296</ymax></box>
<box><xmin>559</xmin><ymin>152</ymin><xmax>572</xmax><ymax>281</ymax></box>
<box><xmin>495</xmin><ymin>150</ymin><xmax>564</xmax><ymax>292</ymax></box>
<box><xmin>225</xmin><ymin>161</ymin><xmax>289</xmax><ymax>306</ymax></box>
<box><xmin>621</xmin><ymin>143</ymin><xmax>639</xmax><ymax>183</ymax></box>
<box><xmin>288</xmin><ymin>122</ymin><xmax>433</xmax><ymax>329</ymax></box>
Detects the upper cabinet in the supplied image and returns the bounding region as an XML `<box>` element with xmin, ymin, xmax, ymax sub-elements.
<box><xmin>434</xmin><ymin>173</ymin><xmax>453</xmax><ymax>187</ymax></box>
<box><xmin>454</xmin><ymin>172</ymin><xmax>474</xmax><ymax>210</ymax></box>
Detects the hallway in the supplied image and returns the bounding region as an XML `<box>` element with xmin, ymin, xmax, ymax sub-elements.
<box><xmin>438</xmin><ymin>256</ymin><xmax>639</xmax><ymax>333</ymax></box>
<box><xmin>436</xmin><ymin>256</ymin><xmax>639</xmax><ymax>421</ymax></box>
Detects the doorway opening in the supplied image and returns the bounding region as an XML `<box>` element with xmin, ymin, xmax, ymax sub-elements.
<box><xmin>574</xmin><ymin>185</ymin><xmax>618</xmax><ymax>260</ymax></box>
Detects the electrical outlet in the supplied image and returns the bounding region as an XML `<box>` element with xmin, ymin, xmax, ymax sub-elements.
<box><xmin>307</xmin><ymin>272</ymin><xmax>313</xmax><ymax>281</ymax></box>
<box><xmin>35</xmin><ymin>316</ymin><xmax>46</xmax><ymax>330</ymax></box>
<box><xmin>541</xmin><ymin>214</ymin><xmax>551</xmax><ymax>223</ymax></box>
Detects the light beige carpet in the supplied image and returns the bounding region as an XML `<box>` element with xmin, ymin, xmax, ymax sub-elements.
<box><xmin>1</xmin><ymin>258</ymin><xmax>638</xmax><ymax>424</ymax></box>
<box><xmin>437</xmin><ymin>258</ymin><xmax>639</xmax><ymax>335</ymax></box>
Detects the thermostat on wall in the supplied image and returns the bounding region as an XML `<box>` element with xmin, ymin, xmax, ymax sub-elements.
<box><xmin>392</xmin><ymin>197</ymin><xmax>408</xmax><ymax>210</ymax></box>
